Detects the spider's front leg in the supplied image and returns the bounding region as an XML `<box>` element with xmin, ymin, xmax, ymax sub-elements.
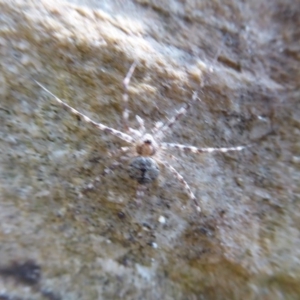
<box><xmin>160</xmin><ymin>143</ymin><xmax>247</xmax><ymax>154</ymax></box>
<box><xmin>34</xmin><ymin>81</ymin><xmax>135</xmax><ymax>144</ymax></box>
<box><xmin>154</xmin><ymin>92</ymin><xmax>200</xmax><ymax>140</ymax></box>
<box><xmin>122</xmin><ymin>61</ymin><xmax>138</xmax><ymax>133</ymax></box>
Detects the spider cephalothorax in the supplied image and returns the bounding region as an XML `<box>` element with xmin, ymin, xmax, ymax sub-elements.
<box><xmin>136</xmin><ymin>133</ymin><xmax>157</xmax><ymax>156</ymax></box>
<box><xmin>35</xmin><ymin>61</ymin><xmax>248</xmax><ymax>212</ymax></box>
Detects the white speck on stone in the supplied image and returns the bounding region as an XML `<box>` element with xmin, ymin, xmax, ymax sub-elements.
<box><xmin>87</xmin><ymin>183</ymin><xmax>94</xmax><ymax>189</ymax></box>
<box><xmin>152</xmin><ymin>242</ymin><xmax>158</xmax><ymax>249</ymax></box>
<box><xmin>34</xmin><ymin>190</ymin><xmax>51</xmax><ymax>199</ymax></box>
<box><xmin>292</xmin><ymin>156</ymin><xmax>300</xmax><ymax>164</ymax></box>
<box><xmin>158</xmin><ymin>215</ymin><xmax>166</xmax><ymax>224</ymax></box>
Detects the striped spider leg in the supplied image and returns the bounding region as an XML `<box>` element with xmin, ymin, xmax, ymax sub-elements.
<box><xmin>34</xmin><ymin>81</ymin><xmax>135</xmax><ymax>145</ymax></box>
<box><xmin>34</xmin><ymin>79</ymin><xmax>136</xmax><ymax>190</ymax></box>
<box><xmin>34</xmin><ymin>66</ymin><xmax>161</xmax><ymax>205</ymax></box>
<box><xmin>151</xmin><ymin>93</ymin><xmax>248</xmax><ymax>212</ymax></box>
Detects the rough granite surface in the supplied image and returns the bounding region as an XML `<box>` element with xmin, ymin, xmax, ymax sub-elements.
<box><xmin>0</xmin><ymin>0</ymin><xmax>299</xmax><ymax>299</ymax></box>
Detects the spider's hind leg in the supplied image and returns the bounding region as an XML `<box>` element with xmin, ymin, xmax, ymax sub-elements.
<box><xmin>135</xmin><ymin>183</ymin><xmax>148</xmax><ymax>206</ymax></box>
<box><xmin>157</xmin><ymin>159</ymin><xmax>201</xmax><ymax>212</ymax></box>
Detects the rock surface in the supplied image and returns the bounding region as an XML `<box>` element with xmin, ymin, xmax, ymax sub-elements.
<box><xmin>0</xmin><ymin>0</ymin><xmax>299</xmax><ymax>299</ymax></box>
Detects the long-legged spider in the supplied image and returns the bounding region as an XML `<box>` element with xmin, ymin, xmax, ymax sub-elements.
<box><xmin>35</xmin><ymin>62</ymin><xmax>247</xmax><ymax>212</ymax></box>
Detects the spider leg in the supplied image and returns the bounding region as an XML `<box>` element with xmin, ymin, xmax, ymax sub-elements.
<box><xmin>127</xmin><ymin>115</ymin><xmax>145</xmax><ymax>138</ymax></box>
<box><xmin>122</xmin><ymin>61</ymin><xmax>138</xmax><ymax>132</ymax></box>
<box><xmin>35</xmin><ymin>81</ymin><xmax>135</xmax><ymax>144</ymax></box>
<box><xmin>160</xmin><ymin>143</ymin><xmax>248</xmax><ymax>154</ymax></box>
<box><xmin>157</xmin><ymin>159</ymin><xmax>201</xmax><ymax>212</ymax></box>
<box><xmin>154</xmin><ymin>92</ymin><xmax>199</xmax><ymax>140</ymax></box>
<box><xmin>163</xmin><ymin>152</ymin><xmax>186</xmax><ymax>169</ymax></box>
<box><xmin>136</xmin><ymin>115</ymin><xmax>145</xmax><ymax>135</ymax></box>
<box><xmin>135</xmin><ymin>183</ymin><xmax>148</xmax><ymax>205</ymax></box>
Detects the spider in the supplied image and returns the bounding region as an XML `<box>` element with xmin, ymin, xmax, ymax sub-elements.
<box><xmin>35</xmin><ymin>62</ymin><xmax>247</xmax><ymax>212</ymax></box>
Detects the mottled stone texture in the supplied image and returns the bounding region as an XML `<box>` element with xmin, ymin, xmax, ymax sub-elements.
<box><xmin>0</xmin><ymin>0</ymin><xmax>299</xmax><ymax>299</ymax></box>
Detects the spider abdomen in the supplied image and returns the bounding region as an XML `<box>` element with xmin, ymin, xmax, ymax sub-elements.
<box><xmin>128</xmin><ymin>156</ymin><xmax>159</xmax><ymax>185</ymax></box>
